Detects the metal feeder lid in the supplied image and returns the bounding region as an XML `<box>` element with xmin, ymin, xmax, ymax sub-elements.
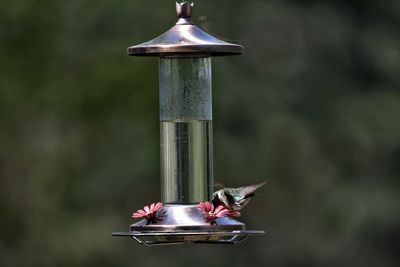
<box><xmin>127</xmin><ymin>2</ymin><xmax>243</xmax><ymax>57</ymax></box>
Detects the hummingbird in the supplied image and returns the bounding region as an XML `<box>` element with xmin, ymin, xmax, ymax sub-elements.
<box><xmin>212</xmin><ymin>182</ymin><xmax>267</xmax><ymax>211</ymax></box>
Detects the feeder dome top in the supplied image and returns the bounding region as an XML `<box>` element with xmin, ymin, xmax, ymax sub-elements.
<box><xmin>127</xmin><ymin>2</ymin><xmax>243</xmax><ymax>57</ymax></box>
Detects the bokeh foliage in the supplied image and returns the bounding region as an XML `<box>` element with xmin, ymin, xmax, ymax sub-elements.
<box><xmin>1</xmin><ymin>0</ymin><xmax>400</xmax><ymax>266</ymax></box>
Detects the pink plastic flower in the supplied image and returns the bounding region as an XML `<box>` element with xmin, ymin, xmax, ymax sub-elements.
<box><xmin>132</xmin><ymin>202</ymin><xmax>164</xmax><ymax>221</ymax></box>
<box><xmin>198</xmin><ymin>202</ymin><xmax>230</xmax><ymax>222</ymax></box>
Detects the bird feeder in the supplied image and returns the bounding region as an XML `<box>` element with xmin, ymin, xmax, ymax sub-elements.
<box><xmin>112</xmin><ymin>2</ymin><xmax>264</xmax><ymax>245</ymax></box>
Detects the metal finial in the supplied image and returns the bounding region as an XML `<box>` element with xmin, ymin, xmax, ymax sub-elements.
<box><xmin>176</xmin><ymin>2</ymin><xmax>194</xmax><ymax>18</ymax></box>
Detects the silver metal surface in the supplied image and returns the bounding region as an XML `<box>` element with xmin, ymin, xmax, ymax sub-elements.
<box><xmin>127</xmin><ymin>2</ymin><xmax>243</xmax><ymax>57</ymax></box>
<box><xmin>114</xmin><ymin>204</ymin><xmax>265</xmax><ymax>245</ymax></box>
<box><xmin>130</xmin><ymin>204</ymin><xmax>244</xmax><ymax>232</ymax></box>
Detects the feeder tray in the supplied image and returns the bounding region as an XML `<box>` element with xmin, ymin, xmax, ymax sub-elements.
<box><xmin>113</xmin><ymin>204</ymin><xmax>264</xmax><ymax>245</ymax></box>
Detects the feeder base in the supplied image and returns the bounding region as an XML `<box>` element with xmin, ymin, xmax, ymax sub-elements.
<box><xmin>112</xmin><ymin>204</ymin><xmax>265</xmax><ymax>245</ymax></box>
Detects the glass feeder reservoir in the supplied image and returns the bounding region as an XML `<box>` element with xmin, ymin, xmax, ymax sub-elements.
<box><xmin>113</xmin><ymin>2</ymin><xmax>264</xmax><ymax>245</ymax></box>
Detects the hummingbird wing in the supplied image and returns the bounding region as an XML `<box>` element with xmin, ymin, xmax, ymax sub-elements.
<box><xmin>238</xmin><ymin>181</ymin><xmax>267</xmax><ymax>198</ymax></box>
<box><xmin>224</xmin><ymin>188</ymin><xmax>251</xmax><ymax>211</ymax></box>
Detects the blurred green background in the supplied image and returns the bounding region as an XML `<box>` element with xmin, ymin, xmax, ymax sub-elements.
<box><xmin>1</xmin><ymin>0</ymin><xmax>400</xmax><ymax>266</ymax></box>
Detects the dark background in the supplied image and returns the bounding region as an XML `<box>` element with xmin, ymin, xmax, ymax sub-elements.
<box><xmin>1</xmin><ymin>0</ymin><xmax>399</xmax><ymax>266</ymax></box>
